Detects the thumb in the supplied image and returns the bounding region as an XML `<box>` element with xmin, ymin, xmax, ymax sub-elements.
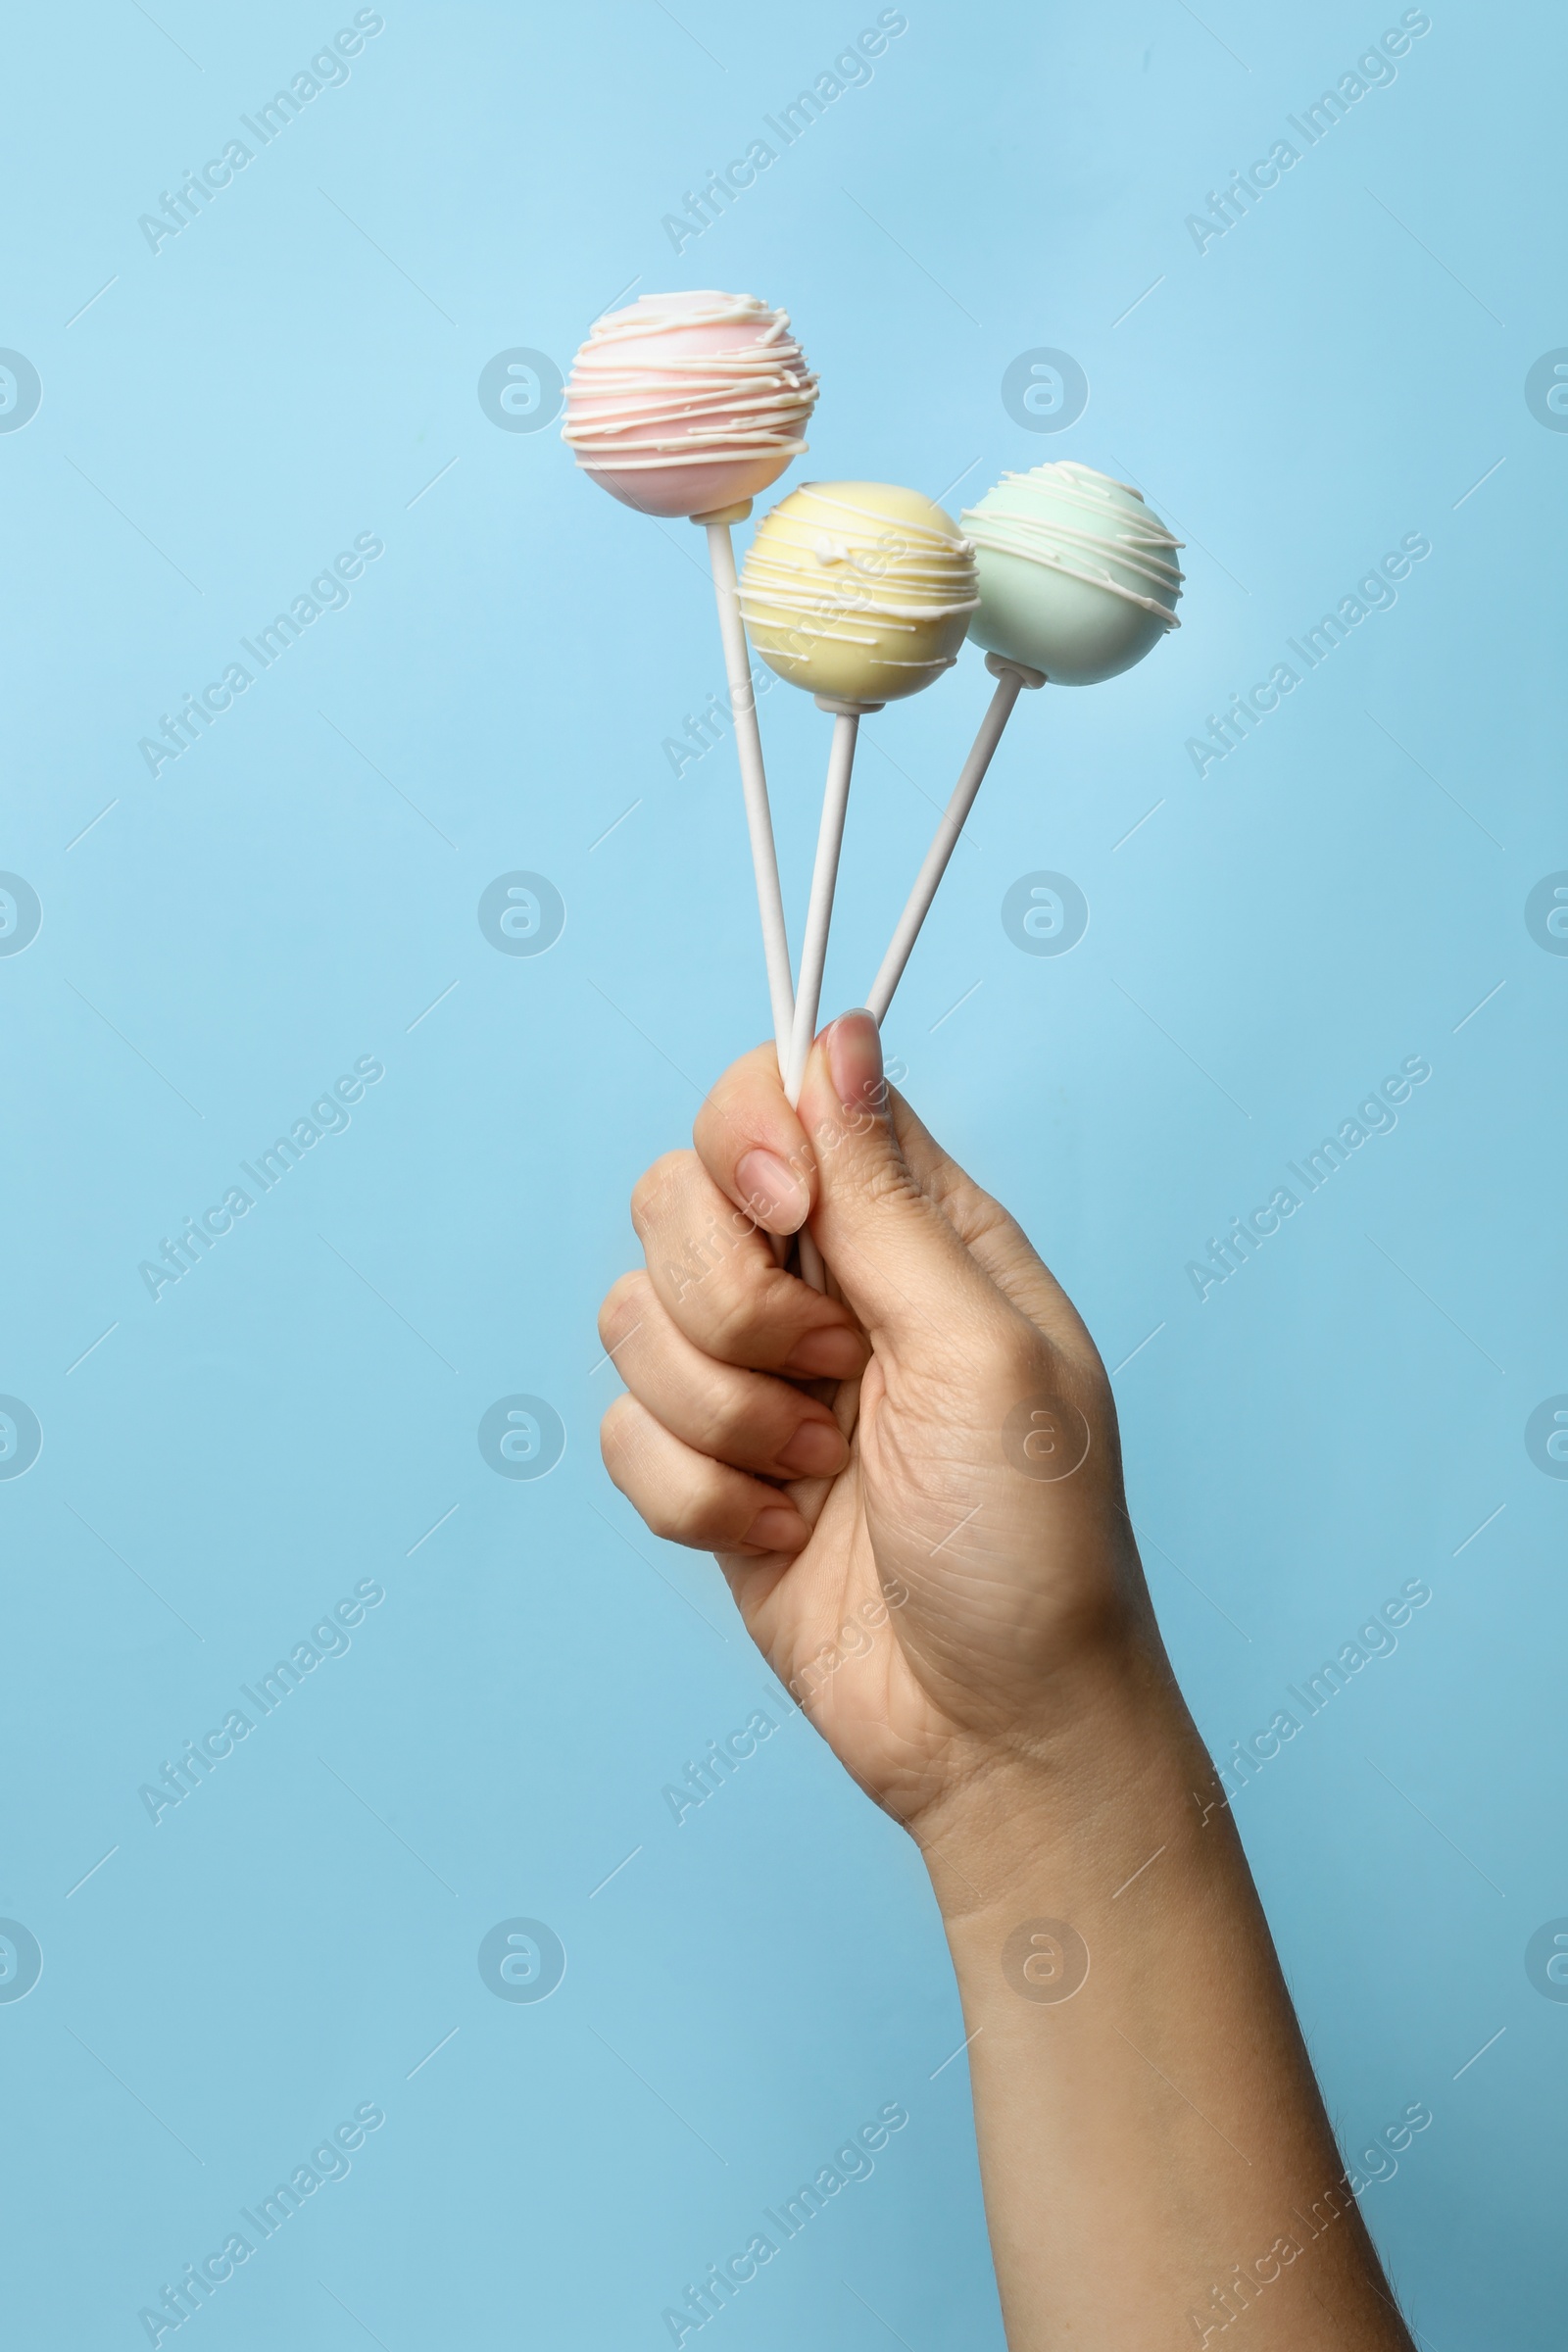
<box><xmin>797</xmin><ymin>1010</ymin><xmax>994</xmax><ymax>1347</ymax></box>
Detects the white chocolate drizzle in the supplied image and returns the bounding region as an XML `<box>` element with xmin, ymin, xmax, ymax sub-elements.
<box><xmin>963</xmin><ymin>462</ymin><xmax>1184</xmax><ymax>627</ymax></box>
<box><xmin>562</xmin><ymin>291</ymin><xmax>818</xmax><ymax>475</ymax></box>
<box><xmin>739</xmin><ymin>485</ymin><xmax>979</xmax><ymax>677</ymax></box>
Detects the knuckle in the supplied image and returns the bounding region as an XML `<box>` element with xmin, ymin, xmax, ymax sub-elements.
<box><xmin>858</xmin><ymin>1152</ymin><xmax>924</xmax><ymax>1215</ymax></box>
<box><xmin>640</xmin><ymin>1491</ymin><xmax>684</xmax><ymax>1544</ymax></box>
<box><xmin>691</xmin><ymin>1088</ymin><xmax>744</xmax><ymax>1168</ymax></box>
<box><xmin>703</xmin><ymin>1278</ymin><xmax>766</xmax><ymax>1365</ymax></box>
<box><xmin>598</xmin><ymin>1267</ymin><xmax>652</xmax><ymax>1355</ymax></box>
<box><xmin>598</xmin><ymin>1393</ymin><xmax>640</xmax><ymax>1486</ymax></box>
<box><xmin>598</xmin><ymin>1396</ymin><xmax>728</xmax><ymax>1549</ymax></box>
<box><xmin>630</xmin><ymin>1150</ymin><xmax>696</xmax><ymax>1237</ymax></box>
<box><xmin>652</xmin><ymin>1206</ymin><xmax>757</xmax><ymax>1321</ymax></box>
<box><xmin>689</xmin><ymin>1381</ymin><xmax>757</xmax><ymax>1463</ymax></box>
<box><xmin>646</xmin><ymin>1459</ymin><xmax>721</xmax><ymax>1547</ymax></box>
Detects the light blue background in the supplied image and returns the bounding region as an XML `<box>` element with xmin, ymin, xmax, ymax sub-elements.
<box><xmin>1</xmin><ymin>2</ymin><xmax>1561</xmax><ymax>2343</ymax></box>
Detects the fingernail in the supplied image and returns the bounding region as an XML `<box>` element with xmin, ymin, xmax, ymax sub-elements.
<box><xmin>744</xmin><ymin>1502</ymin><xmax>808</xmax><ymax>1553</ymax></box>
<box><xmin>736</xmin><ymin>1148</ymin><xmax>810</xmax><ymax>1235</ymax></box>
<box><xmin>824</xmin><ymin>1009</ymin><xmax>884</xmax><ymax>1114</ymax></box>
<box><xmin>784</xmin><ymin>1326</ymin><xmax>867</xmax><ymax>1380</ymax></box>
<box><xmin>777</xmin><ymin>1419</ymin><xmax>848</xmax><ymax>1477</ymax></box>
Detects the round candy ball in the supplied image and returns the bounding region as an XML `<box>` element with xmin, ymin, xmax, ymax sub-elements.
<box><xmin>963</xmin><ymin>462</ymin><xmax>1183</xmax><ymax>686</ymax></box>
<box><xmin>739</xmin><ymin>481</ymin><xmax>979</xmax><ymax>707</ymax></box>
<box><xmin>561</xmin><ymin>290</ymin><xmax>818</xmax><ymax>519</ymax></box>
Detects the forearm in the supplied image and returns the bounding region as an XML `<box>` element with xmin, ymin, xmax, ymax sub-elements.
<box><xmin>606</xmin><ymin>1033</ymin><xmax>1417</xmax><ymax>2341</ymax></box>
<box><xmin>918</xmin><ymin>1642</ymin><xmax>1414</xmax><ymax>2349</ymax></box>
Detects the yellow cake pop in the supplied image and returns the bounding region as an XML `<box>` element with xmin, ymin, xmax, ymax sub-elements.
<box><xmin>739</xmin><ymin>481</ymin><xmax>978</xmax><ymax>709</ymax></box>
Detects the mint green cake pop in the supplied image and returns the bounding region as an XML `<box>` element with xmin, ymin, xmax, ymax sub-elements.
<box><xmin>962</xmin><ymin>461</ymin><xmax>1183</xmax><ymax>686</ymax></box>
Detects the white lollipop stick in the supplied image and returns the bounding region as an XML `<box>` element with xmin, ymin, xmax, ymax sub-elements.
<box><xmin>865</xmin><ymin>653</ymin><xmax>1045</xmax><ymax>1025</ymax></box>
<box><xmin>787</xmin><ymin>697</ymin><xmax>878</xmax><ymax>1297</ymax></box>
<box><xmin>700</xmin><ymin>506</ymin><xmax>795</xmax><ymax>1074</ymax></box>
<box><xmin>786</xmin><ymin>700</ymin><xmax>872</xmax><ymax>1104</ymax></box>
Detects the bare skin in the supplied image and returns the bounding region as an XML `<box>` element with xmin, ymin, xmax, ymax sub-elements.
<box><xmin>600</xmin><ymin>1010</ymin><xmax>1417</xmax><ymax>2350</ymax></box>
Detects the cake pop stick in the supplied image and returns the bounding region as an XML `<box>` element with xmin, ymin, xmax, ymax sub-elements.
<box><xmin>865</xmin><ymin>655</ymin><xmax>1043</xmax><ymax>1024</ymax></box>
<box><xmin>741</xmin><ymin>480</ymin><xmax>979</xmax><ymax>1289</ymax></box>
<box><xmin>865</xmin><ymin>461</ymin><xmax>1184</xmax><ymax>1024</ymax></box>
<box><xmin>788</xmin><ymin>701</ymin><xmax>868</xmax><ymax>1296</ymax></box>
<box><xmin>786</xmin><ymin>698</ymin><xmax>872</xmax><ymax>1103</ymax></box>
<box><xmin>562</xmin><ymin>291</ymin><xmax>819</xmax><ymax>1073</ymax></box>
<box><xmin>701</xmin><ymin>501</ymin><xmax>795</xmax><ymax>1065</ymax></box>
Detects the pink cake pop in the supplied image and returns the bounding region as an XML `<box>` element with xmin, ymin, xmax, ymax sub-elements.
<box><xmin>562</xmin><ymin>290</ymin><xmax>818</xmax><ymax>519</ymax></box>
<box><xmin>563</xmin><ymin>291</ymin><xmax>819</xmax><ymax>1082</ymax></box>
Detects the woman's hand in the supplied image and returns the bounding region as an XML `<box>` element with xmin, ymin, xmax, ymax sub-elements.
<box><xmin>597</xmin><ymin>1010</ymin><xmax>1169</xmax><ymax>1838</ymax></box>
<box><xmin>600</xmin><ymin>1012</ymin><xmax>1417</xmax><ymax>2348</ymax></box>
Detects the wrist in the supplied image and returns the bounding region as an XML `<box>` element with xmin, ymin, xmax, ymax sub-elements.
<box><xmin>910</xmin><ymin>1635</ymin><xmax>1218</xmax><ymax>1929</ymax></box>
